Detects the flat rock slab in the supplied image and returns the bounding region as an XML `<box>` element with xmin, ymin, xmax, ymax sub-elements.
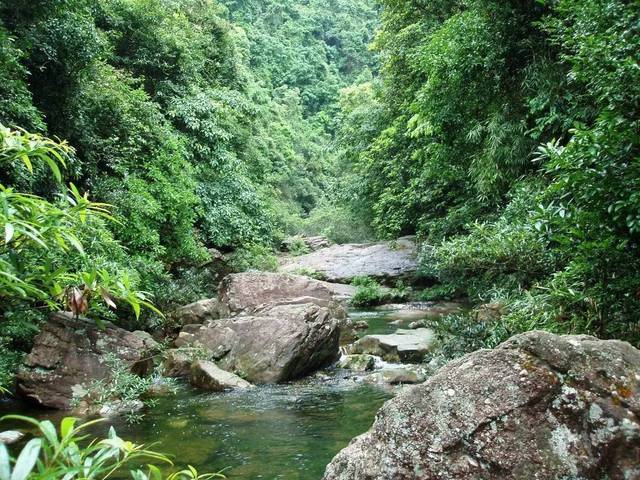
<box><xmin>282</xmin><ymin>237</ymin><xmax>418</xmax><ymax>284</ymax></box>
<box><xmin>349</xmin><ymin>328</ymin><xmax>436</xmax><ymax>363</ymax></box>
<box><xmin>324</xmin><ymin>331</ymin><xmax>640</xmax><ymax>480</ymax></box>
<box><xmin>190</xmin><ymin>360</ymin><xmax>252</xmax><ymax>391</ymax></box>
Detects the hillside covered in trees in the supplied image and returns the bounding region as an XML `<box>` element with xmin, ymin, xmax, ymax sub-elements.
<box><xmin>0</xmin><ymin>0</ymin><xmax>639</xmax><ymax>478</ymax></box>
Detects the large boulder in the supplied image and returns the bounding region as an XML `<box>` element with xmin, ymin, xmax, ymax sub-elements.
<box><xmin>323</xmin><ymin>331</ymin><xmax>640</xmax><ymax>480</ymax></box>
<box><xmin>218</xmin><ymin>272</ymin><xmax>352</xmax><ymax>315</ymax></box>
<box><xmin>282</xmin><ymin>237</ymin><xmax>418</xmax><ymax>284</ymax></box>
<box><xmin>16</xmin><ymin>313</ymin><xmax>159</xmax><ymax>410</ymax></box>
<box><xmin>189</xmin><ymin>360</ymin><xmax>252</xmax><ymax>391</ymax></box>
<box><xmin>178</xmin><ymin>303</ymin><xmax>340</xmax><ymax>383</ymax></box>
<box><xmin>349</xmin><ymin>328</ymin><xmax>436</xmax><ymax>363</ymax></box>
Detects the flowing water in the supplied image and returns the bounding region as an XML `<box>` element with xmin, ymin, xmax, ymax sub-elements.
<box><xmin>0</xmin><ymin>305</ymin><xmax>459</xmax><ymax>479</ymax></box>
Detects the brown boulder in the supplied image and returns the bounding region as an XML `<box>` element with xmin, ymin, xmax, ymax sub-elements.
<box><xmin>16</xmin><ymin>312</ymin><xmax>159</xmax><ymax>410</ymax></box>
<box><xmin>179</xmin><ymin>303</ymin><xmax>340</xmax><ymax>383</ymax></box>
<box><xmin>323</xmin><ymin>331</ymin><xmax>640</xmax><ymax>480</ymax></box>
<box><xmin>218</xmin><ymin>272</ymin><xmax>348</xmax><ymax>315</ymax></box>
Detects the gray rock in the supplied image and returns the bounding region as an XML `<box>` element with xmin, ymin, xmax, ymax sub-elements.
<box><xmin>364</xmin><ymin>367</ymin><xmax>425</xmax><ymax>385</ymax></box>
<box><xmin>323</xmin><ymin>331</ymin><xmax>640</xmax><ymax>480</ymax></box>
<box><xmin>190</xmin><ymin>360</ymin><xmax>252</xmax><ymax>391</ymax></box>
<box><xmin>282</xmin><ymin>237</ymin><xmax>418</xmax><ymax>284</ymax></box>
<box><xmin>171</xmin><ymin>298</ymin><xmax>221</xmax><ymax>325</ymax></box>
<box><xmin>179</xmin><ymin>303</ymin><xmax>340</xmax><ymax>383</ymax></box>
<box><xmin>0</xmin><ymin>431</ymin><xmax>24</xmax><ymax>445</ymax></box>
<box><xmin>349</xmin><ymin>328</ymin><xmax>436</xmax><ymax>363</ymax></box>
<box><xmin>17</xmin><ymin>313</ymin><xmax>159</xmax><ymax>410</ymax></box>
<box><xmin>339</xmin><ymin>354</ymin><xmax>376</xmax><ymax>372</ymax></box>
<box><xmin>162</xmin><ymin>349</ymin><xmax>193</xmax><ymax>377</ymax></box>
<box><xmin>353</xmin><ymin>320</ymin><xmax>369</xmax><ymax>331</ymax></box>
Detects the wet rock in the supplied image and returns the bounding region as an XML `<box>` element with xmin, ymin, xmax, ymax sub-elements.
<box><xmin>162</xmin><ymin>349</ymin><xmax>193</xmax><ymax>377</ymax></box>
<box><xmin>16</xmin><ymin>313</ymin><xmax>159</xmax><ymax>410</ymax></box>
<box><xmin>97</xmin><ymin>399</ymin><xmax>144</xmax><ymax>417</ymax></box>
<box><xmin>353</xmin><ymin>320</ymin><xmax>369</xmax><ymax>331</ymax></box>
<box><xmin>179</xmin><ymin>303</ymin><xmax>340</xmax><ymax>383</ymax></box>
<box><xmin>364</xmin><ymin>367</ymin><xmax>425</xmax><ymax>385</ymax></box>
<box><xmin>349</xmin><ymin>328</ymin><xmax>436</xmax><ymax>363</ymax></box>
<box><xmin>190</xmin><ymin>360</ymin><xmax>252</xmax><ymax>391</ymax></box>
<box><xmin>323</xmin><ymin>331</ymin><xmax>640</xmax><ymax>480</ymax></box>
<box><xmin>0</xmin><ymin>431</ymin><xmax>24</xmax><ymax>445</ymax></box>
<box><xmin>171</xmin><ymin>299</ymin><xmax>221</xmax><ymax>325</ymax></box>
<box><xmin>339</xmin><ymin>354</ymin><xmax>376</xmax><ymax>372</ymax></box>
<box><xmin>281</xmin><ymin>237</ymin><xmax>419</xmax><ymax>284</ymax></box>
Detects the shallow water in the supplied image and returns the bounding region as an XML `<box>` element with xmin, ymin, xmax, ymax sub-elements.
<box><xmin>0</xmin><ymin>306</ymin><xmax>458</xmax><ymax>479</ymax></box>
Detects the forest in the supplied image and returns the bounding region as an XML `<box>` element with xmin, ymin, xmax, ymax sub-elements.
<box><xmin>0</xmin><ymin>0</ymin><xmax>638</xmax><ymax>479</ymax></box>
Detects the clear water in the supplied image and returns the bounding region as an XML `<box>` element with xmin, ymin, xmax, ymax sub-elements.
<box><xmin>0</xmin><ymin>306</ymin><xmax>456</xmax><ymax>479</ymax></box>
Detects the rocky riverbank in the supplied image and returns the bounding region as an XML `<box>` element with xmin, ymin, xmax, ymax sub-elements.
<box><xmin>8</xmin><ymin>239</ymin><xmax>640</xmax><ymax>479</ymax></box>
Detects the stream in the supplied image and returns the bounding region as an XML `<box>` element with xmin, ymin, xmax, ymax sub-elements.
<box><xmin>0</xmin><ymin>306</ymin><xmax>450</xmax><ymax>479</ymax></box>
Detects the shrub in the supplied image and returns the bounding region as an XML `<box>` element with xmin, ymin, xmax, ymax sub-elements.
<box><xmin>302</xmin><ymin>205</ymin><xmax>373</xmax><ymax>244</ymax></box>
<box><xmin>0</xmin><ymin>415</ymin><xmax>224</xmax><ymax>479</ymax></box>
<box><xmin>350</xmin><ymin>276</ymin><xmax>386</xmax><ymax>307</ymax></box>
<box><xmin>284</xmin><ymin>236</ymin><xmax>310</xmax><ymax>256</ymax></box>
<box><xmin>228</xmin><ymin>243</ymin><xmax>279</xmax><ymax>273</ymax></box>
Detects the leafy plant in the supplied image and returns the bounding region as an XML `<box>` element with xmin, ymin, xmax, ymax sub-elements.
<box><xmin>0</xmin><ymin>415</ymin><xmax>225</xmax><ymax>479</ymax></box>
<box><xmin>284</xmin><ymin>237</ymin><xmax>310</xmax><ymax>257</ymax></box>
<box><xmin>350</xmin><ymin>276</ymin><xmax>386</xmax><ymax>307</ymax></box>
<box><xmin>228</xmin><ymin>244</ymin><xmax>279</xmax><ymax>273</ymax></box>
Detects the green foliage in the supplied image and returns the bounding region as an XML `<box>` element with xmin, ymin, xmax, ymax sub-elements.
<box><xmin>0</xmin><ymin>125</ymin><xmax>158</xmax><ymax>318</ymax></box>
<box><xmin>291</xmin><ymin>267</ymin><xmax>325</xmax><ymax>281</ymax></box>
<box><xmin>302</xmin><ymin>205</ymin><xmax>373</xmax><ymax>244</ymax></box>
<box><xmin>426</xmin><ymin>312</ymin><xmax>506</xmax><ymax>363</ymax></box>
<box><xmin>284</xmin><ymin>237</ymin><xmax>310</xmax><ymax>257</ymax></box>
<box><xmin>338</xmin><ymin>0</ymin><xmax>640</xmax><ymax>344</ymax></box>
<box><xmin>0</xmin><ymin>415</ymin><xmax>224</xmax><ymax>479</ymax></box>
<box><xmin>228</xmin><ymin>244</ymin><xmax>279</xmax><ymax>273</ymax></box>
<box><xmin>350</xmin><ymin>276</ymin><xmax>386</xmax><ymax>307</ymax></box>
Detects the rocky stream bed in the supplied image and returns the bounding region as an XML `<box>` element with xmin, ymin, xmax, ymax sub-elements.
<box><xmin>1</xmin><ymin>239</ymin><xmax>639</xmax><ymax>479</ymax></box>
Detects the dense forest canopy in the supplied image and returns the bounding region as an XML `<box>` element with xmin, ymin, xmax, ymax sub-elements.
<box><xmin>335</xmin><ymin>0</ymin><xmax>639</xmax><ymax>346</ymax></box>
<box><xmin>0</xmin><ymin>0</ymin><xmax>638</xmax><ymax>393</ymax></box>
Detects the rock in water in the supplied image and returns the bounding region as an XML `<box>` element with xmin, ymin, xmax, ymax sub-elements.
<box><xmin>190</xmin><ymin>360</ymin><xmax>252</xmax><ymax>391</ymax></box>
<box><xmin>16</xmin><ymin>312</ymin><xmax>159</xmax><ymax>410</ymax></box>
<box><xmin>364</xmin><ymin>367</ymin><xmax>425</xmax><ymax>385</ymax></box>
<box><xmin>323</xmin><ymin>331</ymin><xmax>640</xmax><ymax>480</ymax></box>
<box><xmin>339</xmin><ymin>354</ymin><xmax>376</xmax><ymax>372</ymax></box>
<box><xmin>179</xmin><ymin>303</ymin><xmax>339</xmax><ymax>383</ymax></box>
<box><xmin>349</xmin><ymin>328</ymin><xmax>436</xmax><ymax>363</ymax></box>
<box><xmin>281</xmin><ymin>237</ymin><xmax>418</xmax><ymax>284</ymax></box>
